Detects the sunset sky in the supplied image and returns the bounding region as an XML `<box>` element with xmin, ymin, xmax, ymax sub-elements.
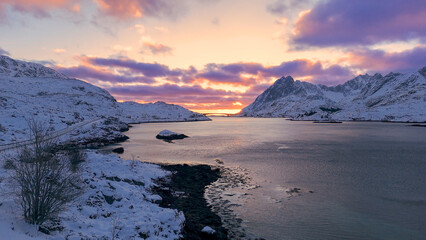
<box><xmin>1</xmin><ymin>0</ymin><xmax>425</xmax><ymax>114</ymax></box>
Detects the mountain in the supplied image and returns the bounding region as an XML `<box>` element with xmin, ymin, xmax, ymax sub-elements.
<box><xmin>239</xmin><ymin>67</ymin><xmax>426</xmax><ymax>122</ymax></box>
<box><xmin>0</xmin><ymin>55</ymin><xmax>209</xmax><ymax>145</ymax></box>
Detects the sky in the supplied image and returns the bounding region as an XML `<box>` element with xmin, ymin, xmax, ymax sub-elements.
<box><xmin>0</xmin><ymin>0</ymin><xmax>425</xmax><ymax>114</ymax></box>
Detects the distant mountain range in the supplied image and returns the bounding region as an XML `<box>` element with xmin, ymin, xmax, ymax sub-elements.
<box><xmin>239</xmin><ymin>67</ymin><xmax>426</xmax><ymax>122</ymax></box>
<box><xmin>0</xmin><ymin>55</ymin><xmax>209</xmax><ymax>144</ymax></box>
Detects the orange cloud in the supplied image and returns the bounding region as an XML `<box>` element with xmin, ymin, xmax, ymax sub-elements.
<box><xmin>142</xmin><ymin>41</ymin><xmax>173</xmax><ymax>55</ymax></box>
<box><xmin>53</xmin><ymin>48</ymin><xmax>67</xmax><ymax>54</ymax></box>
<box><xmin>94</xmin><ymin>0</ymin><xmax>142</xmax><ymax>18</ymax></box>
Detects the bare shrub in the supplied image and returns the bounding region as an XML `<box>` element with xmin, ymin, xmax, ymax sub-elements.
<box><xmin>66</xmin><ymin>147</ymin><xmax>86</xmax><ymax>172</ymax></box>
<box><xmin>11</xmin><ymin>119</ymin><xmax>82</xmax><ymax>225</ymax></box>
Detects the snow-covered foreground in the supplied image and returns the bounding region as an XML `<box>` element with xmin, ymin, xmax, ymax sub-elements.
<box><xmin>0</xmin><ymin>150</ymin><xmax>185</xmax><ymax>239</ymax></box>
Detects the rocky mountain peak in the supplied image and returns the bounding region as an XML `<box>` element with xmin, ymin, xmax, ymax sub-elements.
<box><xmin>275</xmin><ymin>76</ymin><xmax>294</xmax><ymax>86</ymax></box>
<box><xmin>240</xmin><ymin>68</ymin><xmax>426</xmax><ymax>122</ymax></box>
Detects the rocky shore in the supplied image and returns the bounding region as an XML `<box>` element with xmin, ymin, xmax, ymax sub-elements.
<box><xmin>153</xmin><ymin>164</ymin><xmax>228</xmax><ymax>240</ymax></box>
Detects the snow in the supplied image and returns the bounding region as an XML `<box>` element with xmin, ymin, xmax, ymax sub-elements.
<box><xmin>119</xmin><ymin>101</ymin><xmax>210</xmax><ymax>124</ymax></box>
<box><xmin>201</xmin><ymin>226</ymin><xmax>216</xmax><ymax>235</ymax></box>
<box><xmin>240</xmin><ymin>67</ymin><xmax>426</xmax><ymax>122</ymax></box>
<box><xmin>0</xmin><ymin>151</ymin><xmax>185</xmax><ymax>239</ymax></box>
<box><xmin>157</xmin><ymin>130</ymin><xmax>181</xmax><ymax>137</ymax></box>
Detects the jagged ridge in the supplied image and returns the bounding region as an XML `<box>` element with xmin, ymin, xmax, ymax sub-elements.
<box><xmin>240</xmin><ymin>67</ymin><xmax>426</xmax><ymax>122</ymax></box>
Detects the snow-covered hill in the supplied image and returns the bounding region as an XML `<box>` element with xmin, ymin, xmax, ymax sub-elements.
<box><xmin>0</xmin><ymin>55</ymin><xmax>209</xmax><ymax>145</ymax></box>
<box><xmin>239</xmin><ymin>67</ymin><xmax>426</xmax><ymax>122</ymax></box>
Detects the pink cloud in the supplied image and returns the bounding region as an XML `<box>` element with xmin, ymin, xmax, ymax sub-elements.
<box><xmin>94</xmin><ymin>0</ymin><xmax>184</xmax><ymax>19</ymax></box>
<box><xmin>345</xmin><ymin>46</ymin><xmax>426</xmax><ymax>73</ymax></box>
<box><xmin>0</xmin><ymin>0</ymin><xmax>80</xmax><ymax>18</ymax></box>
<box><xmin>141</xmin><ymin>41</ymin><xmax>173</xmax><ymax>55</ymax></box>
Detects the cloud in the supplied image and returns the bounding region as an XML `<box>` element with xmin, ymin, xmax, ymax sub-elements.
<box><xmin>141</xmin><ymin>41</ymin><xmax>173</xmax><ymax>55</ymax></box>
<box><xmin>94</xmin><ymin>0</ymin><xmax>186</xmax><ymax>20</ymax></box>
<box><xmin>0</xmin><ymin>47</ymin><xmax>10</xmax><ymax>55</ymax></box>
<box><xmin>197</xmin><ymin>60</ymin><xmax>354</xmax><ymax>86</ymax></box>
<box><xmin>84</xmin><ymin>57</ymin><xmax>180</xmax><ymax>77</ymax></box>
<box><xmin>196</xmin><ymin>70</ymin><xmax>244</xmax><ymax>83</ymax></box>
<box><xmin>345</xmin><ymin>46</ymin><xmax>426</xmax><ymax>73</ymax></box>
<box><xmin>107</xmin><ymin>83</ymin><xmax>251</xmax><ymax>110</ymax></box>
<box><xmin>53</xmin><ymin>48</ymin><xmax>67</xmax><ymax>54</ymax></box>
<box><xmin>0</xmin><ymin>0</ymin><xmax>189</xmax><ymax>22</ymax></box>
<box><xmin>267</xmin><ymin>0</ymin><xmax>299</xmax><ymax>15</ymax></box>
<box><xmin>108</xmin><ymin>83</ymin><xmax>229</xmax><ymax>97</ymax></box>
<box><xmin>0</xmin><ymin>0</ymin><xmax>80</xmax><ymax>19</ymax></box>
<box><xmin>293</xmin><ymin>0</ymin><xmax>426</xmax><ymax>47</ymax></box>
<box><xmin>56</xmin><ymin>65</ymin><xmax>156</xmax><ymax>84</ymax></box>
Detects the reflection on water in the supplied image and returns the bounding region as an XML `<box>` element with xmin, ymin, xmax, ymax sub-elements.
<box><xmin>119</xmin><ymin>117</ymin><xmax>426</xmax><ymax>240</ymax></box>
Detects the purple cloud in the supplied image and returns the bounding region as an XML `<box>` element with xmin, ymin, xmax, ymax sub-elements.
<box><xmin>108</xmin><ymin>83</ymin><xmax>229</xmax><ymax>97</ymax></box>
<box><xmin>347</xmin><ymin>46</ymin><xmax>426</xmax><ymax>73</ymax></box>
<box><xmin>220</xmin><ymin>63</ymin><xmax>263</xmax><ymax>75</ymax></box>
<box><xmin>56</xmin><ymin>65</ymin><xmax>156</xmax><ymax>84</ymax></box>
<box><xmin>85</xmin><ymin>57</ymin><xmax>180</xmax><ymax>77</ymax></box>
<box><xmin>196</xmin><ymin>70</ymin><xmax>243</xmax><ymax>83</ymax></box>
<box><xmin>293</xmin><ymin>0</ymin><xmax>426</xmax><ymax>47</ymax></box>
<box><xmin>0</xmin><ymin>0</ymin><xmax>80</xmax><ymax>20</ymax></box>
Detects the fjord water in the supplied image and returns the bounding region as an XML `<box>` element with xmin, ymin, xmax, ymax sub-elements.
<box><xmin>119</xmin><ymin>117</ymin><xmax>426</xmax><ymax>240</ymax></box>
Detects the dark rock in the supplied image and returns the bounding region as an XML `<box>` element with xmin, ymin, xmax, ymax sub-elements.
<box><xmin>103</xmin><ymin>194</ymin><xmax>115</xmax><ymax>205</ymax></box>
<box><xmin>112</xmin><ymin>147</ymin><xmax>124</xmax><ymax>154</ymax></box>
<box><xmin>156</xmin><ymin>134</ymin><xmax>188</xmax><ymax>140</ymax></box>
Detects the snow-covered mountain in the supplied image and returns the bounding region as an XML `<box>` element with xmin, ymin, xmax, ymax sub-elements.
<box><xmin>239</xmin><ymin>67</ymin><xmax>426</xmax><ymax>122</ymax></box>
<box><xmin>0</xmin><ymin>55</ymin><xmax>209</xmax><ymax>144</ymax></box>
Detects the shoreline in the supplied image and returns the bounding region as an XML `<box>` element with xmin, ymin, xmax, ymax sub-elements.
<box><xmin>152</xmin><ymin>164</ymin><xmax>228</xmax><ymax>240</ymax></box>
<box><xmin>231</xmin><ymin>116</ymin><xmax>426</xmax><ymax>123</ymax></box>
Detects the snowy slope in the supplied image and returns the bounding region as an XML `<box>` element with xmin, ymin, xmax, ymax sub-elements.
<box><xmin>119</xmin><ymin>101</ymin><xmax>209</xmax><ymax>123</ymax></box>
<box><xmin>0</xmin><ymin>55</ymin><xmax>209</xmax><ymax>145</ymax></box>
<box><xmin>239</xmin><ymin>67</ymin><xmax>426</xmax><ymax>122</ymax></box>
<box><xmin>0</xmin><ymin>151</ymin><xmax>185</xmax><ymax>239</ymax></box>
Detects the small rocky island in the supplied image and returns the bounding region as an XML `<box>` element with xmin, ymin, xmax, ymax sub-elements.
<box><xmin>156</xmin><ymin>129</ymin><xmax>189</xmax><ymax>141</ymax></box>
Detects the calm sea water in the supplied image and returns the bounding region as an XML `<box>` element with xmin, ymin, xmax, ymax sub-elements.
<box><xmin>117</xmin><ymin>117</ymin><xmax>426</xmax><ymax>240</ymax></box>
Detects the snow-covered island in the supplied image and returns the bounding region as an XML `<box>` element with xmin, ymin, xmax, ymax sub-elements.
<box><xmin>156</xmin><ymin>130</ymin><xmax>188</xmax><ymax>141</ymax></box>
<box><xmin>0</xmin><ymin>55</ymin><xmax>214</xmax><ymax>239</ymax></box>
<box><xmin>239</xmin><ymin>67</ymin><xmax>426</xmax><ymax>122</ymax></box>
